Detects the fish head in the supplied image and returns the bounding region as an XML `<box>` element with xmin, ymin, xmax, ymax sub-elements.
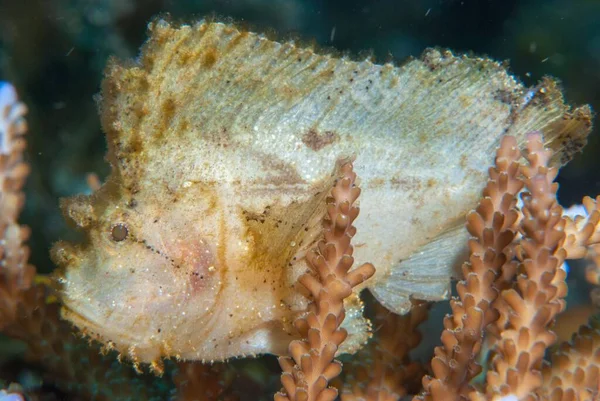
<box><xmin>51</xmin><ymin>178</ymin><xmax>225</xmax><ymax>362</ymax></box>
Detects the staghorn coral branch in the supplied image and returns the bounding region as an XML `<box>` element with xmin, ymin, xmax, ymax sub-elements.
<box><xmin>480</xmin><ymin>132</ymin><xmax>568</xmax><ymax>401</ymax></box>
<box><xmin>0</xmin><ymin>388</ymin><xmax>24</xmax><ymax>401</ymax></box>
<box><xmin>562</xmin><ymin>196</ymin><xmax>600</xmax><ymax>304</ymax></box>
<box><xmin>275</xmin><ymin>162</ymin><xmax>376</xmax><ymax>401</ymax></box>
<box><xmin>341</xmin><ymin>300</ymin><xmax>429</xmax><ymax>401</ymax></box>
<box><xmin>562</xmin><ymin>196</ymin><xmax>600</xmax><ymax>260</ymax></box>
<box><xmin>416</xmin><ymin>136</ymin><xmax>523</xmax><ymax>401</ymax></box>
<box><xmin>0</xmin><ymin>81</ymin><xmax>34</xmax><ymax>330</ymax></box>
<box><xmin>540</xmin><ymin>315</ymin><xmax>600</xmax><ymax>401</ymax></box>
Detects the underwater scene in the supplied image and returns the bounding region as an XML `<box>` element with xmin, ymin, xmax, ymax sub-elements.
<box><xmin>1</xmin><ymin>0</ymin><xmax>600</xmax><ymax>400</ymax></box>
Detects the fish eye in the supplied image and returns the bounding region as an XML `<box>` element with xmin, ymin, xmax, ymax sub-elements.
<box><xmin>110</xmin><ymin>223</ymin><xmax>129</xmax><ymax>242</ymax></box>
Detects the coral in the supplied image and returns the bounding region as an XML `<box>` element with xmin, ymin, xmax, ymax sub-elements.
<box><xmin>0</xmin><ymin>389</ymin><xmax>24</xmax><ymax>401</ymax></box>
<box><xmin>417</xmin><ymin>135</ymin><xmax>523</xmax><ymax>400</ymax></box>
<box><xmin>340</xmin><ymin>300</ymin><xmax>430</xmax><ymax>400</ymax></box>
<box><xmin>408</xmin><ymin>134</ymin><xmax>599</xmax><ymax>401</ymax></box>
<box><xmin>482</xmin><ymin>133</ymin><xmax>568</xmax><ymax>399</ymax></box>
<box><xmin>563</xmin><ymin>196</ymin><xmax>600</xmax><ymax>260</ymax></box>
<box><xmin>0</xmin><ymin>81</ymin><xmax>33</xmax><ymax>330</ymax></box>
<box><xmin>562</xmin><ymin>196</ymin><xmax>600</xmax><ymax>308</ymax></box>
<box><xmin>541</xmin><ymin>315</ymin><xmax>600</xmax><ymax>401</ymax></box>
<box><xmin>276</xmin><ymin>163</ymin><xmax>376</xmax><ymax>401</ymax></box>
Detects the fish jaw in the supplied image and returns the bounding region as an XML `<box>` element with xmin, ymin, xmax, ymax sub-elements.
<box><xmin>54</xmin><ymin>233</ymin><xmax>223</xmax><ymax>362</ymax></box>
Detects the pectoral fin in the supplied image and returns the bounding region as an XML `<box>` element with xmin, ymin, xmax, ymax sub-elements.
<box><xmin>369</xmin><ymin>222</ymin><xmax>468</xmax><ymax>315</ymax></box>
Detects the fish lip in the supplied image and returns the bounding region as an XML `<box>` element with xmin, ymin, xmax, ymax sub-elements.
<box><xmin>61</xmin><ymin>301</ymin><xmax>142</xmax><ymax>346</ymax></box>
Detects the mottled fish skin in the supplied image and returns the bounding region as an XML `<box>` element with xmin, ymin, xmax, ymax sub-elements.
<box><xmin>51</xmin><ymin>20</ymin><xmax>591</xmax><ymax>365</ymax></box>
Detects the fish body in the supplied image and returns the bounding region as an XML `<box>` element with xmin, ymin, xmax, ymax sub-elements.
<box><xmin>51</xmin><ymin>20</ymin><xmax>591</xmax><ymax>366</ymax></box>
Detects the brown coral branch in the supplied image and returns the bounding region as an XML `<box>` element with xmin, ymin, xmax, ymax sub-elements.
<box><xmin>0</xmin><ymin>82</ymin><xmax>36</xmax><ymax>332</ymax></box>
<box><xmin>482</xmin><ymin>132</ymin><xmax>568</xmax><ymax>400</ymax></box>
<box><xmin>540</xmin><ymin>315</ymin><xmax>600</xmax><ymax>401</ymax></box>
<box><xmin>562</xmin><ymin>196</ymin><xmax>600</xmax><ymax>309</ymax></box>
<box><xmin>563</xmin><ymin>196</ymin><xmax>600</xmax><ymax>260</ymax></box>
<box><xmin>341</xmin><ymin>300</ymin><xmax>429</xmax><ymax>401</ymax></box>
<box><xmin>0</xmin><ymin>386</ymin><xmax>25</xmax><ymax>401</ymax></box>
<box><xmin>416</xmin><ymin>136</ymin><xmax>523</xmax><ymax>401</ymax></box>
<box><xmin>275</xmin><ymin>162</ymin><xmax>376</xmax><ymax>401</ymax></box>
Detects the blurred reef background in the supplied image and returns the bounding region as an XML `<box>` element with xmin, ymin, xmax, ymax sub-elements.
<box><xmin>0</xmin><ymin>0</ymin><xmax>599</xmax><ymax>399</ymax></box>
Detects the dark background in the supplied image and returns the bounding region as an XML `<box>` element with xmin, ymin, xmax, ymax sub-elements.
<box><xmin>1</xmin><ymin>0</ymin><xmax>598</xmax><ymax>273</ymax></box>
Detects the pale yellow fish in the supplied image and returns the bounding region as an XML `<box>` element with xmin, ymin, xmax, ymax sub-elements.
<box><xmin>51</xmin><ymin>20</ymin><xmax>591</xmax><ymax>368</ymax></box>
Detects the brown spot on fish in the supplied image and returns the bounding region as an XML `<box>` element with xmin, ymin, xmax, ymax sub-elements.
<box><xmin>178</xmin><ymin>119</ymin><xmax>190</xmax><ymax>133</ymax></box>
<box><xmin>390</xmin><ymin>176</ymin><xmax>423</xmax><ymax>191</ymax></box>
<box><xmin>367</xmin><ymin>177</ymin><xmax>385</xmax><ymax>189</ymax></box>
<box><xmin>201</xmin><ymin>46</ymin><xmax>219</xmax><ymax>68</ymax></box>
<box><xmin>258</xmin><ymin>154</ymin><xmax>306</xmax><ymax>186</ymax></box>
<box><xmin>162</xmin><ymin>98</ymin><xmax>177</xmax><ymax>127</ymax></box>
<box><xmin>302</xmin><ymin>129</ymin><xmax>340</xmax><ymax>151</ymax></box>
<box><xmin>204</xmin><ymin>127</ymin><xmax>232</xmax><ymax>148</ymax></box>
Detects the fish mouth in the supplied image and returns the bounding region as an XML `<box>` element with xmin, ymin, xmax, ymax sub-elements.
<box><xmin>60</xmin><ymin>301</ymin><xmax>142</xmax><ymax>346</ymax></box>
